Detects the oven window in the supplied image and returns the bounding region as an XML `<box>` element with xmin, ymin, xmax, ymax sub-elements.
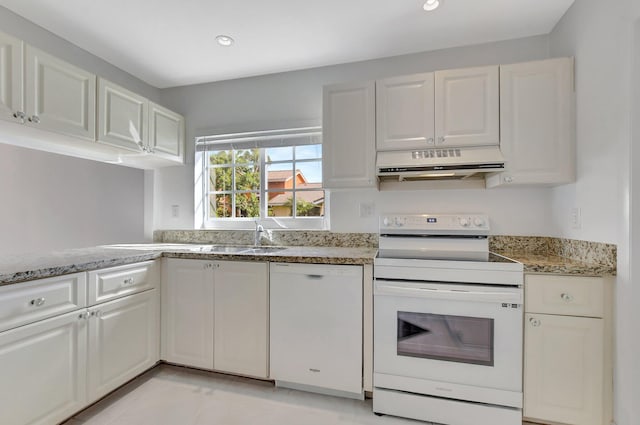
<box><xmin>397</xmin><ymin>312</ymin><xmax>494</xmax><ymax>366</ymax></box>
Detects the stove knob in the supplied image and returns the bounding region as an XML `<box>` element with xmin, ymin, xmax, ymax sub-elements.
<box><xmin>473</xmin><ymin>217</ymin><xmax>485</xmax><ymax>227</ymax></box>
<box><xmin>458</xmin><ymin>217</ymin><xmax>470</xmax><ymax>227</ymax></box>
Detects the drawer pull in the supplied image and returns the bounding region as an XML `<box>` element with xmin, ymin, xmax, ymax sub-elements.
<box><xmin>29</xmin><ymin>297</ymin><xmax>46</xmax><ymax>307</ymax></box>
<box><xmin>123</xmin><ymin>278</ymin><xmax>135</xmax><ymax>285</ymax></box>
<box><xmin>560</xmin><ymin>293</ymin><xmax>574</xmax><ymax>302</ymax></box>
<box><xmin>529</xmin><ymin>317</ymin><xmax>541</xmax><ymax>327</ymax></box>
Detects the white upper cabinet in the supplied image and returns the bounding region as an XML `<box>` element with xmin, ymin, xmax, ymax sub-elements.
<box><xmin>0</xmin><ymin>32</ymin><xmax>22</xmax><ymax>122</ymax></box>
<box><xmin>487</xmin><ymin>57</ymin><xmax>575</xmax><ymax>187</ymax></box>
<box><xmin>98</xmin><ymin>78</ymin><xmax>148</xmax><ymax>152</ymax></box>
<box><xmin>149</xmin><ymin>101</ymin><xmax>185</xmax><ymax>163</ymax></box>
<box><xmin>25</xmin><ymin>46</ymin><xmax>96</xmax><ymax>140</ymax></box>
<box><xmin>434</xmin><ymin>66</ymin><xmax>499</xmax><ymax>147</ymax></box>
<box><xmin>376</xmin><ymin>72</ymin><xmax>435</xmax><ymax>151</ymax></box>
<box><xmin>322</xmin><ymin>80</ymin><xmax>376</xmax><ymax>189</ymax></box>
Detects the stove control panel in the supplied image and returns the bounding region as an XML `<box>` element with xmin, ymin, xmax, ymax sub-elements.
<box><xmin>380</xmin><ymin>214</ymin><xmax>490</xmax><ymax>234</ymax></box>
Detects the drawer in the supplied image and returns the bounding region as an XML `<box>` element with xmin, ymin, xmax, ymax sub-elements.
<box><xmin>0</xmin><ymin>273</ymin><xmax>87</xmax><ymax>332</ymax></box>
<box><xmin>525</xmin><ymin>274</ymin><xmax>604</xmax><ymax>318</ymax></box>
<box><xmin>88</xmin><ymin>260</ymin><xmax>158</xmax><ymax>306</ymax></box>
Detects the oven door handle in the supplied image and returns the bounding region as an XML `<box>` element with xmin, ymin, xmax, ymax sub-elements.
<box><xmin>374</xmin><ymin>282</ymin><xmax>522</xmax><ymax>304</ymax></box>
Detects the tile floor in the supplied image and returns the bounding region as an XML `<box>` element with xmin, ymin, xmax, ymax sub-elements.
<box><xmin>63</xmin><ymin>364</ymin><xmax>536</xmax><ymax>425</ymax></box>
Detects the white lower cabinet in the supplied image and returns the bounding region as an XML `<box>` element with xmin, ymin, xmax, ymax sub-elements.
<box><xmin>269</xmin><ymin>263</ymin><xmax>363</xmax><ymax>397</ymax></box>
<box><xmin>87</xmin><ymin>289</ymin><xmax>159</xmax><ymax>403</ymax></box>
<box><xmin>0</xmin><ymin>260</ymin><xmax>160</xmax><ymax>425</ymax></box>
<box><xmin>0</xmin><ymin>309</ymin><xmax>87</xmax><ymax>425</ymax></box>
<box><xmin>524</xmin><ymin>274</ymin><xmax>613</xmax><ymax>425</ymax></box>
<box><xmin>214</xmin><ymin>261</ymin><xmax>269</xmax><ymax>378</ymax></box>
<box><xmin>161</xmin><ymin>258</ymin><xmax>269</xmax><ymax>378</ymax></box>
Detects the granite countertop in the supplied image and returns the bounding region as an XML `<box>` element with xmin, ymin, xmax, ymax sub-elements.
<box><xmin>0</xmin><ymin>244</ymin><xmax>378</xmax><ymax>287</ymax></box>
<box><xmin>496</xmin><ymin>251</ymin><xmax>616</xmax><ymax>276</ymax></box>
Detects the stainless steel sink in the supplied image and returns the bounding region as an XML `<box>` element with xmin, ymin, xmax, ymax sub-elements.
<box><xmin>205</xmin><ymin>245</ymin><xmax>287</xmax><ymax>254</ymax></box>
<box><xmin>207</xmin><ymin>245</ymin><xmax>253</xmax><ymax>253</ymax></box>
<box><xmin>241</xmin><ymin>246</ymin><xmax>287</xmax><ymax>254</ymax></box>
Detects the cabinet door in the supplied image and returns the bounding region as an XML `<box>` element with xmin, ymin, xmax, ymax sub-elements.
<box><xmin>98</xmin><ymin>78</ymin><xmax>148</xmax><ymax>152</ymax></box>
<box><xmin>149</xmin><ymin>101</ymin><xmax>185</xmax><ymax>163</ymax></box>
<box><xmin>0</xmin><ymin>31</ymin><xmax>22</xmax><ymax>122</ymax></box>
<box><xmin>490</xmin><ymin>58</ymin><xmax>574</xmax><ymax>187</ymax></box>
<box><xmin>25</xmin><ymin>45</ymin><xmax>96</xmax><ymax>140</ymax></box>
<box><xmin>322</xmin><ymin>81</ymin><xmax>376</xmax><ymax>188</ymax></box>
<box><xmin>161</xmin><ymin>258</ymin><xmax>214</xmax><ymax>369</ymax></box>
<box><xmin>376</xmin><ymin>73</ymin><xmax>435</xmax><ymax>151</ymax></box>
<box><xmin>0</xmin><ymin>310</ymin><xmax>87</xmax><ymax>425</ymax></box>
<box><xmin>214</xmin><ymin>261</ymin><xmax>268</xmax><ymax>378</ymax></box>
<box><xmin>87</xmin><ymin>289</ymin><xmax>159</xmax><ymax>403</ymax></box>
<box><xmin>270</xmin><ymin>263</ymin><xmax>363</xmax><ymax>395</ymax></box>
<box><xmin>524</xmin><ymin>313</ymin><xmax>604</xmax><ymax>425</ymax></box>
<box><xmin>435</xmin><ymin>66</ymin><xmax>499</xmax><ymax>147</ymax></box>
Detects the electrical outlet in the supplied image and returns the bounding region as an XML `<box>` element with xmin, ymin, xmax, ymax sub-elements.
<box><xmin>359</xmin><ymin>202</ymin><xmax>375</xmax><ymax>218</ymax></box>
<box><xmin>570</xmin><ymin>207</ymin><xmax>581</xmax><ymax>229</ymax></box>
<box><xmin>171</xmin><ymin>205</ymin><xmax>180</xmax><ymax>218</ymax></box>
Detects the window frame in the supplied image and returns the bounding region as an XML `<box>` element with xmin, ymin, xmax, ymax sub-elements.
<box><xmin>194</xmin><ymin>127</ymin><xmax>328</xmax><ymax>230</ymax></box>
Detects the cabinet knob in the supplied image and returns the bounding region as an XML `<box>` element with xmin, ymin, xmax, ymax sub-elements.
<box><xmin>438</xmin><ymin>136</ymin><xmax>446</xmax><ymax>145</ymax></box>
<box><xmin>28</xmin><ymin>115</ymin><xmax>40</xmax><ymax>124</ymax></box>
<box><xmin>78</xmin><ymin>311</ymin><xmax>90</xmax><ymax>320</ymax></box>
<box><xmin>13</xmin><ymin>111</ymin><xmax>25</xmax><ymax>121</ymax></box>
<box><xmin>529</xmin><ymin>317</ymin><xmax>541</xmax><ymax>327</ymax></box>
<box><xmin>504</xmin><ymin>176</ymin><xmax>514</xmax><ymax>183</ymax></box>
<box><xmin>30</xmin><ymin>297</ymin><xmax>46</xmax><ymax>307</ymax></box>
<box><xmin>123</xmin><ymin>277</ymin><xmax>135</xmax><ymax>285</ymax></box>
<box><xmin>426</xmin><ymin>138</ymin><xmax>435</xmax><ymax>145</ymax></box>
<box><xmin>561</xmin><ymin>293</ymin><xmax>574</xmax><ymax>302</ymax></box>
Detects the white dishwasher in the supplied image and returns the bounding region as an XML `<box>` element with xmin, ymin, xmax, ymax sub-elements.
<box><xmin>270</xmin><ymin>262</ymin><xmax>363</xmax><ymax>399</ymax></box>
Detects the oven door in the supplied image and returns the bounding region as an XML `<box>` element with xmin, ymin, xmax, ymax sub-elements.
<box><xmin>374</xmin><ymin>279</ymin><xmax>523</xmax><ymax>402</ymax></box>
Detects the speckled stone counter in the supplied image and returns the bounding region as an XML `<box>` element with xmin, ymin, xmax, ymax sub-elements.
<box><xmin>0</xmin><ymin>244</ymin><xmax>377</xmax><ymax>287</ymax></box>
<box><xmin>160</xmin><ymin>245</ymin><xmax>377</xmax><ymax>265</ymax></box>
<box><xmin>496</xmin><ymin>252</ymin><xmax>616</xmax><ymax>276</ymax></box>
<box><xmin>0</xmin><ymin>247</ymin><xmax>162</xmax><ymax>286</ymax></box>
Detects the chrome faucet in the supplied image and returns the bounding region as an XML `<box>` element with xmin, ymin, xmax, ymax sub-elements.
<box><xmin>254</xmin><ymin>221</ymin><xmax>265</xmax><ymax>246</ymax></box>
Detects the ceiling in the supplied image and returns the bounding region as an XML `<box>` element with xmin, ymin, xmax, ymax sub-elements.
<box><xmin>0</xmin><ymin>0</ymin><xmax>574</xmax><ymax>89</ymax></box>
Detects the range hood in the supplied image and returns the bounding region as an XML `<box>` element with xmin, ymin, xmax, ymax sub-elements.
<box><xmin>376</xmin><ymin>146</ymin><xmax>505</xmax><ymax>182</ymax></box>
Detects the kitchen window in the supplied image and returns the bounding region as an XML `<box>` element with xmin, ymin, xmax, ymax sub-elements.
<box><xmin>195</xmin><ymin>127</ymin><xmax>326</xmax><ymax>229</ymax></box>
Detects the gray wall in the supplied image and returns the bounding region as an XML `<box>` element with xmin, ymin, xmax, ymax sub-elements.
<box><xmin>549</xmin><ymin>1</ymin><xmax>639</xmax><ymax>423</ymax></box>
<box><xmin>0</xmin><ymin>6</ymin><xmax>156</xmax><ymax>253</ymax></box>
<box><xmin>0</xmin><ymin>6</ymin><xmax>160</xmax><ymax>101</ymax></box>
<box><xmin>156</xmin><ymin>35</ymin><xmax>554</xmax><ymax>234</ymax></box>
<box><xmin>0</xmin><ymin>143</ymin><xmax>145</xmax><ymax>255</ymax></box>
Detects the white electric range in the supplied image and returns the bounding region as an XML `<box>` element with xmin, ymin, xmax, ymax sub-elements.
<box><xmin>373</xmin><ymin>214</ymin><xmax>524</xmax><ymax>425</ymax></box>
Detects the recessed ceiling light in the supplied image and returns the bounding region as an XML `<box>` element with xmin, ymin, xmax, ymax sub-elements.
<box><xmin>423</xmin><ymin>0</ymin><xmax>441</xmax><ymax>11</ymax></box>
<box><xmin>215</xmin><ymin>35</ymin><xmax>234</xmax><ymax>47</ymax></box>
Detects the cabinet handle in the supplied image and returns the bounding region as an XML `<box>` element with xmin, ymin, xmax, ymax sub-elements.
<box><xmin>28</xmin><ymin>115</ymin><xmax>40</xmax><ymax>124</ymax></box>
<box><xmin>306</xmin><ymin>274</ymin><xmax>323</xmax><ymax>279</ymax></box>
<box><xmin>426</xmin><ymin>138</ymin><xmax>435</xmax><ymax>145</ymax></box>
<box><xmin>30</xmin><ymin>297</ymin><xmax>46</xmax><ymax>307</ymax></box>
<box><xmin>123</xmin><ymin>277</ymin><xmax>135</xmax><ymax>285</ymax></box>
<box><xmin>561</xmin><ymin>293</ymin><xmax>574</xmax><ymax>302</ymax></box>
<box><xmin>529</xmin><ymin>317</ymin><xmax>541</xmax><ymax>327</ymax></box>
